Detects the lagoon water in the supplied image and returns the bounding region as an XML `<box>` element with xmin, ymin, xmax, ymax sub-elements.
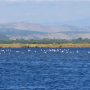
<box><xmin>0</xmin><ymin>48</ymin><xmax>90</xmax><ymax>90</ymax></box>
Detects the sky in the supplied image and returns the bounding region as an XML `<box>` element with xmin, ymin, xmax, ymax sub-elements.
<box><xmin>0</xmin><ymin>0</ymin><xmax>90</xmax><ymax>26</ymax></box>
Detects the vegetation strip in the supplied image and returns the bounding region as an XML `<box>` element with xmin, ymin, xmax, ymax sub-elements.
<box><xmin>0</xmin><ymin>44</ymin><xmax>90</xmax><ymax>48</ymax></box>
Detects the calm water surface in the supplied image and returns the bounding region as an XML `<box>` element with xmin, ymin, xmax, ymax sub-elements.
<box><xmin>0</xmin><ymin>48</ymin><xmax>90</xmax><ymax>90</ymax></box>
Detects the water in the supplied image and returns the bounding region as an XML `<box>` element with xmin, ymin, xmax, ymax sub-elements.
<box><xmin>0</xmin><ymin>48</ymin><xmax>90</xmax><ymax>90</ymax></box>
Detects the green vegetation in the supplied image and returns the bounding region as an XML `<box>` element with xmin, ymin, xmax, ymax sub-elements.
<box><xmin>0</xmin><ymin>38</ymin><xmax>90</xmax><ymax>44</ymax></box>
<box><xmin>0</xmin><ymin>38</ymin><xmax>90</xmax><ymax>48</ymax></box>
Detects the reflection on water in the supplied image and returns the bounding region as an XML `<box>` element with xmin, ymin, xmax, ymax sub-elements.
<box><xmin>0</xmin><ymin>48</ymin><xmax>90</xmax><ymax>90</ymax></box>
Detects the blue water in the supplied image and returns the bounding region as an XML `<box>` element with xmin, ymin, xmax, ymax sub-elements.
<box><xmin>0</xmin><ymin>48</ymin><xmax>90</xmax><ymax>90</ymax></box>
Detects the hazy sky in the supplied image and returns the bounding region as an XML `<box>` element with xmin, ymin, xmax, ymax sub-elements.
<box><xmin>0</xmin><ymin>0</ymin><xmax>90</xmax><ymax>26</ymax></box>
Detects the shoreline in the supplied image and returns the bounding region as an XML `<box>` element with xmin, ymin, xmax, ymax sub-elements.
<box><xmin>0</xmin><ymin>44</ymin><xmax>90</xmax><ymax>48</ymax></box>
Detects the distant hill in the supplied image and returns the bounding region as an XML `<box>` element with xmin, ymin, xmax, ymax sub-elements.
<box><xmin>0</xmin><ymin>22</ymin><xmax>90</xmax><ymax>40</ymax></box>
<box><xmin>0</xmin><ymin>24</ymin><xmax>47</xmax><ymax>40</ymax></box>
<box><xmin>0</xmin><ymin>34</ymin><xmax>9</xmax><ymax>40</ymax></box>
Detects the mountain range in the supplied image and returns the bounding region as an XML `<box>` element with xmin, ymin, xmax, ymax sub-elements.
<box><xmin>0</xmin><ymin>22</ymin><xmax>90</xmax><ymax>40</ymax></box>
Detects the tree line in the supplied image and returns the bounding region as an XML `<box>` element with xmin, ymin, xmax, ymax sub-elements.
<box><xmin>0</xmin><ymin>38</ymin><xmax>90</xmax><ymax>44</ymax></box>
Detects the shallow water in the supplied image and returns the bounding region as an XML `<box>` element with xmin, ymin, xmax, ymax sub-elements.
<box><xmin>0</xmin><ymin>48</ymin><xmax>90</xmax><ymax>90</ymax></box>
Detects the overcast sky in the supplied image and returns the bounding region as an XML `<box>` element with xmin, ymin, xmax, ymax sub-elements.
<box><xmin>0</xmin><ymin>0</ymin><xmax>90</xmax><ymax>26</ymax></box>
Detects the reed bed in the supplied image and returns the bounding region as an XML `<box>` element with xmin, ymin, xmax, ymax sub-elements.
<box><xmin>0</xmin><ymin>43</ymin><xmax>90</xmax><ymax>48</ymax></box>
